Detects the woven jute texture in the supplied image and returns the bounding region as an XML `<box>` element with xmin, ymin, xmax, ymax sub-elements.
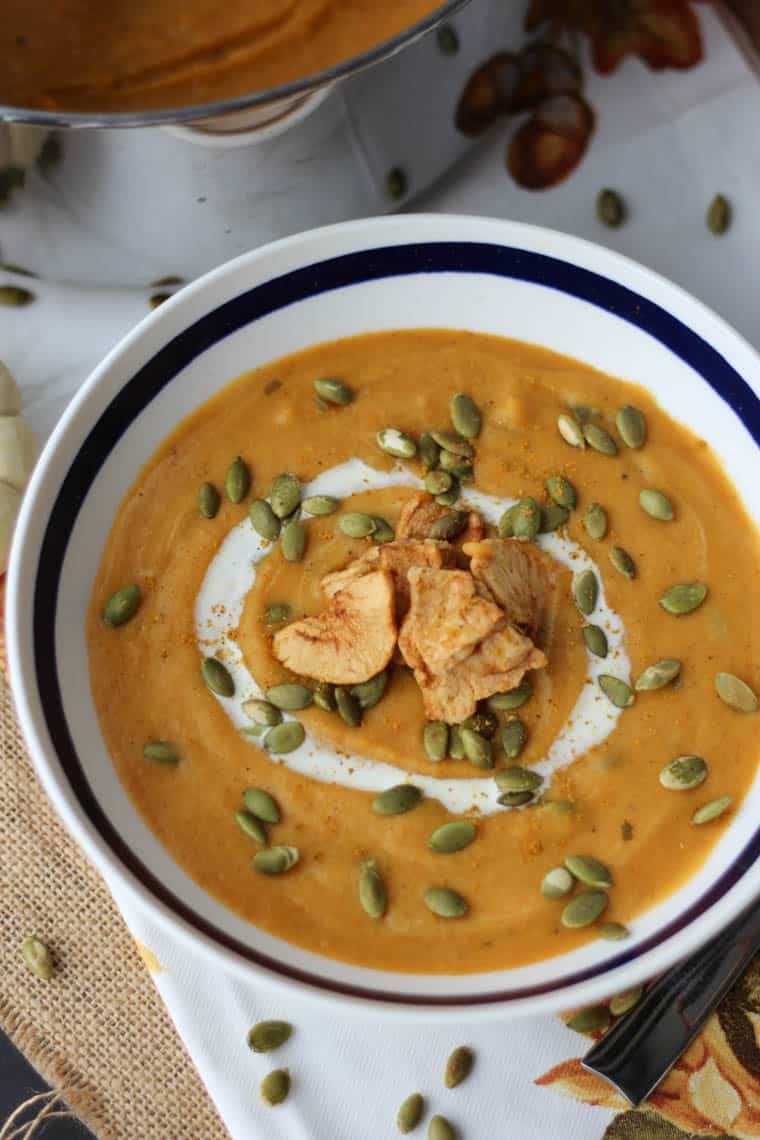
<box><xmin>0</xmin><ymin>675</ymin><xmax>227</xmax><ymax>1139</ymax></box>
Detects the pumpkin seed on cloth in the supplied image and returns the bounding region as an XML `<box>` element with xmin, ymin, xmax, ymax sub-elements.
<box><xmin>584</xmin><ymin>502</ymin><xmax>608</xmax><ymax>540</ymax></box>
<box><xmin>691</xmin><ymin>796</ymin><xmax>732</xmax><ymax>825</ymax></box>
<box><xmin>429</xmin><ymin>510</ymin><xmax>468</xmax><ymax>541</ymax></box>
<box><xmin>265</xmin><ymin>721</ymin><xmax>306</xmax><ymax>754</ymax></box>
<box><xmin>428</xmin><ymin>820</ymin><xmax>476</xmax><ymax>853</ymax></box>
<box><xmin>247</xmin><ymin>1020</ymin><xmax>293</xmax><ymax>1052</ymax></box>
<box><xmin>707</xmin><ymin>193</ymin><xmax>732</xmax><ymax>235</ymax></box>
<box><xmin>573</xmin><ymin>569</ymin><xmax>598</xmax><ymax>615</ymax></box>
<box><xmin>397</xmin><ymin>1093</ymin><xmax>425</xmax><ymax>1134</ymax></box>
<box><xmin>103</xmin><ymin>584</ymin><xmax>140</xmax><ymax>627</ymax></box>
<box><xmin>598</xmin><ymin>674</ymin><xmax>634</xmax><ymax>709</ymax></box>
<box><xmin>302</xmin><ymin>494</ymin><xmax>339</xmax><ymax>515</ymax></box>
<box><xmin>540</xmin><ymin>866</ymin><xmax>574</xmax><ymax>899</ymax></box>
<box><xmin>0</xmin><ymin>285</ymin><xmax>35</xmax><ymax>306</ymax></box>
<box><xmin>639</xmin><ymin>488</ymin><xmax>674</xmax><ymax>521</ymax></box>
<box><xmin>635</xmin><ymin>658</ymin><xmax>681</xmax><ymax>691</ymax></box>
<box><xmin>281</xmin><ymin>519</ymin><xmax>306</xmax><ymax>562</ymax></box>
<box><xmin>201</xmin><ymin>656</ymin><xmax>235</xmax><ymax>697</ymax></box>
<box><xmin>198</xmin><ymin>481</ymin><xmax>220</xmax><ymax>518</ymax></box>
<box><xmin>609</xmin><ymin>546</ymin><xmax>636</xmax><ymax>579</ymax></box>
<box><xmin>428</xmin><ymin>1116</ymin><xmax>457</xmax><ymax>1140</ymax></box>
<box><xmin>501</xmin><ymin>717</ymin><xmax>528</xmax><ymax>759</ymax></box>
<box><xmin>270</xmin><ymin>473</ymin><xmax>301</xmax><ymax>518</ymax></box>
<box><xmin>444</xmin><ymin>1045</ymin><xmax>474</xmax><ymax>1088</ymax></box>
<box><xmin>616</xmin><ymin>405</ymin><xmax>647</xmax><ymax>448</ymax></box>
<box><xmin>583</xmin><ymin>624</ymin><xmax>608</xmax><ymax>658</ymax></box>
<box><xmin>143</xmin><ymin>740</ymin><xmax>179</xmax><ymax>764</ymax></box>
<box><xmin>266</xmin><ymin>683</ymin><xmax>313</xmax><ymax>710</ymax></box>
<box><xmin>512</xmin><ymin>496</ymin><xmax>541</xmax><ymax>540</ymax></box>
<box><xmin>450</xmin><ymin>392</ymin><xmax>481</xmax><ymax>438</ymax></box>
<box><xmin>596</xmin><ymin>188</ymin><xmax>626</xmax><ymax>228</ymax></box>
<box><xmin>430</xmin><ymin>430</ymin><xmax>474</xmax><ymax>458</ymax></box>
<box><xmin>424</xmin><ymin>721</ymin><xmax>449</xmax><ymax>761</ymax></box>
<box><xmin>260</xmin><ymin>1069</ymin><xmax>291</xmax><ymax>1107</ymax></box>
<box><xmin>21</xmin><ymin>936</ymin><xmax>54</xmax><ymax>980</ymax></box>
<box><xmin>660</xmin><ymin>754</ymin><xmax>708</xmax><ymax>791</ymax></box>
<box><xmin>243</xmin><ymin>787</ymin><xmax>281</xmax><ymax>823</ymax></box>
<box><xmin>254</xmin><ymin>845</ymin><xmax>300</xmax><ymax>874</ymax></box>
<box><xmin>546</xmin><ymin>474</ymin><xmax>577</xmax><ymax>509</ymax></box>
<box><xmin>610</xmin><ymin>986</ymin><xmax>643</xmax><ymax>1016</ymax></box>
<box><xmin>235</xmin><ymin>810</ymin><xmax>267</xmax><ymax>845</ymax></box>
<box><xmin>599</xmin><ymin>922</ymin><xmax>629</xmax><ymax>941</ymax></box>
<box><xmin>495</xmin><ymin>766</ymin><xmax>541</xmax><ymax>794</ymax></box>
<box><xmin>558</xmin><ymin>412</ymin><xmax>585</xmax><ymax>448</ymax></box>
<box><xmin>225</xmin><ymin>455</ymin><xmax>250</xmax><ymax>503</ymax></box>
<box><xmin>373</xmin><ymin>784</ymin><xmax>422</xmax><ymax>815</ymax></box>
<box><xmin>564</xmin><ymin>854</ymin><xmax>612</xmax><ymax>889</ymax></box>
<box><xmin>488</xmin><ymin>678</ymin><xmax>532</xmax><ymax>711</ymax></box>
<box><xmin>660</xmin><ymin>582</ymin><xmax>708</xmax><ymax>615</ymax></box>
<box><xmin>567</xmin><ymin>1005</ymin><xmax>611</xmax><ymax>1035</ymax></box>
<box><xmin>358</xmin><ymin>859</ymin><xmax>386</xmax><ymax>918</ymax></box>
<box><xmin>377</xmin><ymin>428</ymin><xmax>417</xmax><ymax>458</ymax></box>
<box><xmin>715</xmin><ymin>672</ymin><xmax>758</xmax><ymax>713</ymax></box>
<box><xmin>314</xmin><ymin>377</ymin><xmax>353</xmax><ymax>405</ymax></box>
<box><xmin>562</xmin><ymin>890</ymin><xmax>608</xmax><ymax>928</ymax></box>
<box><xmin>424</xmin><ymin>886</ymin><xmax>468</xmax><ymax>918</ymax></box>
<box><xmin>249</xmin><ymin>499</ymin><xmax>281</xmax><ymax>540</ymax></box>
<box><xmin>461</xmin><ymin>727</ymin><xmax>493</xmax><ymax>769</ymax></box>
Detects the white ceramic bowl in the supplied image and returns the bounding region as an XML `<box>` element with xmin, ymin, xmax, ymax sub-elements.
<box><xmin>8</xmin><ymin>215</ymin><xmax>760</xmax><ymax>1021</ymax></box>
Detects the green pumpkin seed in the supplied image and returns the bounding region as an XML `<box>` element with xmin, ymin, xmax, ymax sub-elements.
<box><xmin>428</xmin><ymin>1115</ymin><xmax>456</xmax><ymax>1140</ymax></box>
<box><xmin>143</xmin><ymin>740</ymin><xmax>179</xmax><ymax>764</ymax></box>
<box><xmin>335</xmin><ymin>686</ymin><xmax>361</xmax><ymax>726</ymax></box>
<box><xmin>567</xmin><ymin>1005</ymin><xmax>611</xmax><ymax>1035</ymax></box>
<box><xmin>373</xmin><ymin>784</ymin><xmax>423</xmax><ymax>815</ymax></box>
<box><xmin>583</xmin><ymin>422</ymin><xmax>618</xmax><ymax>455</ymax></box>
<box><xmin>424</xmin><ymin>722</ymin><xmax>449</xmax><ymax>762</ymax></box>
<box><xmin>358</xmin><ymin>859</ymin><xmax>386</xmax><ymax>918</ymax></box>
<box><xmin>266</xmin><ymin>684</ymin><xmax>313</xmax><ymax>711</ymax></box>
<box><xmin>21</xmin><ymin>937</ymin><xmax>54</xmax><ymax>981</ymax></box>
<box><xmin>265</xmin><ymin>722</ymin><xmax>306</xmax><ymax>754</ymax></box>
<box><xmin>371</xmin><ymin>516</ymin><xmax>395</xmax><ymax>544</ymax></box>
<box><xmin>498</xmin><ymin>790</ymin><xmax>535</xmax><ymax>807</ymax></box>
<box><xmin>583</xmin><ymin>624</ymin><xmax>609</xmax><ymax>658</ymax></box>
<box><xmin>445</xmin><ymin>1045</ymin><xmax>474</xmax><ymax>1088</ymax></box>
<box><xmin>495</xmin><ymin>766</ymin><xmax>542</xmax><ymax>794</ymax></box>
<box><xmin>616</xmin><ymin>405</ymin><xmax>647</xmax><ymax>449</ymax></box>
<box><xmin>438</xmin><ymin>449</ymin><xmax>474</xmax><ymax>480</ymax></box>
<box><xmin>428</xmin><ymin>820</ymin><xmax>476</xmax><ymax>854</ymax></box>
<box><xmin>419</xmin><ymin>432</ymin><xmax>441</xmax><ymax>469</ymax></box>
<box><xmin>425</xmin><ymin>469</ymin><xmax>453</xmax><ymax>496</ymax></box>
<box><xmin>707</xmin><ymin>193</ymin><xmax>731</xmax><ymax>236</ymax></box>
<box><xmin>264</xmin><ymin>602</ymin><xmax>292</xmax><ymax>625</ymax></box>
<box><xmin>235</xmin><ymin>810</ymin><xmax>267</xmax><ymax>844</ymax></box>
<box><xmin>609</xmin><ymin>546</ymin><xmax>636</xmax><ymax>579</ymax></box>
<box><xmin>281</xmin><ymin>519</ymin><xmax>306</xmax><ymax>562</ymax></box>
<box><xmin>260</xmin><ymin>1068</ymin><xmax>290</xmax><ymax>1107</ymax></box>
<box><xmin>352</xmin><ymin>670</ymin><xmax>388</xmax><ymax>709</ymax></box>
<box><xmin>562</xmin><ymin>890</ymin><xmax>608</xmax><ymax>928</ymax></box>
<box><xmin>397</xmin><ymin>1093</ymin><xmax>425</xmax><ymax>1133</ymax></box>
<box><xmin>313</xmin><ymin>682</ymin><xmax>336</xmax><ymax>712</ymax></box>
<box><xmin>691</xmin><ymin>796</ymin><xmax>732</xmax><ymax>825</ymax></box>
<box><xmin>249</xmin><ymin>499</ymin><xmax>281</xmax><ymax>540</ymax></box>
<box><xmin>598</xmin><ymin>675</ymin><xmax>634</xmax><ymax>709</ymax></box>
<box><xmin>715</xmin><ymin>672</ymin><xmax>758</xmax><ymax>713</ymax></box>
<box><xmin>242</xmin><ymin>787</ymin><xmax>281</xmax><ymax>823</ymax></box>
<box><xmin>558</xmin><ymin>412</ymin><xmax>585</xmax><ymax>449</ymax></box>
<box><xmin>635</xmin><ymin>658</ymin><xmax>681</xmax><ymax>691</ymax></box>
<box><xmin>198</xmin><ymin>481</ymin><xmax>221</xmax><ymax>519</ymax></box>
<box><xmin>487</xmin><ymin>678</ymin><xmax>532</xmax><ymax>711</ymax></box>
<box><xmin>302</xmin><ymin>495</ymin><xmax>339</xmax><ymax>516</ymax></box>
<box><xmin>429</xmin><ymin>510</ymin><xmax>468</xmax><ymax>541</ymax></box>
<box><xmin>149</xmin><ymin>291</ymin><xmax>169</xmax><ymax>310</ymax></box>
<box><xmin>242</xmin><ymin>698</ymin><xmax>282</xmax><ymax>726</ymax></box>
<box><xmin>460</xmin><ymin>710</ymin><xmax>498</xmax><ymax>738</ymax></box>
<box><xmin>270</xmin><ymin>473</ymin><xmax>301</xmax><ymax>519</ymax></box>
<box><xmin>0</xmin><ymin>285</ymin><xmax>35</xmax><ymax>307</ymax></box>
<box><xmin>460</xmin><ymin>727</ymin><xmax>493</xmax><ymax>769</ymax></box>
<box><xmin>599</xmin><ymin>922</ymin><xmax>630</xmax><ymax>942</ymax></box>
<box><xmin>450</xmin><ymin>393</ymin><xmax>481</xmax><ymax>439</ymax></box>
<box><xmin>512</xmin><ymin>496</ymin><xmax>541</xmax><ymax>540</ymax></box>
<box><xmin>502</xmin><ymin>718</ymin><xmax>528</xmax><ymax>759</ymax></box>
<box><xmin>497</xmin><ymin>504</ymin><xmax>517</xmax><ymax>538</ymax></box>
<box><xmin>659</xmin><ymin>754</ymin><xmax>708</xmax><ymax>791</ymax></box>
<box><xmin>338</xmin><ymin>511</ymin><xmax>377</xmax><ymax>538</ymax></box>
<box><xmin>424</xmin><ymin>887</ymin><xmax>468</xmax><ymax>918</ymax></box>
<box><xmin>430</xmin><ymin>430</ymin><xmax>474</xmax><ymax>458</ymax></box>
<box><xmin>540</xmin><ymin>867</ymin><xmax>574</xmax><ymax>899</ymax></box>
<box><xmin>573</xmin><ymin>569</ymin><xmax>598</xmax><ymax>616</ymax></box>
<box><xmin>609</xmin><ymin>986</ymin><xmax>643</xmax><ymax>1016</ymax></box>
<box><xmin>377</xmin><ymin>428</ymin><xmax>417</xmax><ymax>459</ymax></box>
<box><xmin>253</xmin><ymin>845</ymin><xmax>300</xmax><ymax>874</ymax></box>
<box><xmin>584</xmin><ymin>502</ymin><xmax>608</xmax><ymax>540</ymax></box>
<box><xmin>240</xmin><ymin>724</ymin><xmax>268</xmax><ymax>738</ymax></box>
<box><xmin>248</xmin><ymin>1020</ymin><xmax>293</xmax><ymax>1052</ymax></box>
<box><xmin>539</xmin><ymin>504</ymin><xmax>570</xmax><ymax>533</ymax></box>
<box><xmin>546</xmin><ymin>475</ymin><xmax>577</xmax><ymax>509</ymax></box>
<box><xmin>314</xmin><ymin>377</ymin><xmax>353</xmax><ymax>405</ymax></box>
<box><xmin>660</xmin><ymin>582</ymin><xmax>708</xmax><ymax>615</ymax></box>
<box><xmin>201</xmin><ymin>657</ymin><xmax>235</xmax><ymax>697</ymax></box>
<box><xmin>564</xmin><ymin>854</ymin><xmax>612</xmax><ymax>889</ymax></box>
<box><xmin>103</xmin><ymin>584</ymin><xmax>141</xmax><ymax>627</ymax></box>
<box><xmin>448</xmin><ymin>725</ymin><xmax>465</xmax><ymax>760</ymax></box>
<box><xmin>435</xmin><ymin>480</ymin><xmax>460</xmax><ymax>507</ymax></box>
<box><xmin>639</xmin><ymin>489</ymin><xmax>674</xmax><ymax>521</ymax></box>
<box><xmin>596</xmin><ymin>188</ymin><xmax>626</xmax><ymax>228</ymax></box>
<box><xmin>225</xmin><ymin>456</ymin><xmax>250</xmax><ymax>503</ymax></box>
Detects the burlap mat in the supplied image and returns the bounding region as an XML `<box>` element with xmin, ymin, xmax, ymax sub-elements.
<box><xmin>0</xmin><ymin>674</ymin><xmax>227</xmax><ymax>1139</ymax></box>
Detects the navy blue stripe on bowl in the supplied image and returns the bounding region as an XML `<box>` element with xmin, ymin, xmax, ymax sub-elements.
<box><xmin>33</xmin><ymin>241</ymin><xmax>760</xmax><ymax>1005</ymax></box>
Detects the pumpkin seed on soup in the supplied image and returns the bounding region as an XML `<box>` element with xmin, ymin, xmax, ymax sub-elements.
<box><xmin>498</xmin><ymin>504</ymin><xmax>517</xmax><ymax>538</ymax></box>
<box><xmin>143</xmin><ymin>740</ymin><xmax>179</xmax><ymax>764</ymax></box>
<box><xmin>103</xmin><ymin>584</ymin><xmax>141</xmax><ymax>627</ymax></box>
<box><xmin>302</xmin><ymin>494</ymin><xmax>339</xmax><ymax>516</ymax></box>
<box><xmin>373</xmin><ymin>784</ymin><xmax>422</xmax><ymax>815</ymax></box>
<box><xmin>397</xmin><ymin>1093</ymin><xmax>425</xmax><ymax>1134</ymax></box>
<box><xmin>562</xmin><ymin>891</ymin><xmax>608</xmax><ymax>928</ymax></box>
<box><xmin>450</xmin><ymin>392</ymin><xmax>481</xmax><ymax>438</ymax></box>
<box><xmin>242</xmin><ymin>698</ymin><xmax>282</xmax><ymax>726</ymax></box>
<box><xmin>598</xmin><ymin>675</ymin><xmax>634</xmax><ymax>709</ymax></box>
<box><xmin>253</xmin><ymin>845</ymin><xmax>300</xmax><ymax>874</ymax></box>
<box><xmin>429</xmin><ymin>510</ymin><xmax>468</xmax><ymax>541</ymax></box>
<box><xmin>249</xmin><ymin>499</ymin><xmax>281</xmax><ymax>540</ymax></box>
<box><xmin>583</xmin><ymin>624</ymin><xmax>608</xmax><ymax>658</ymax></box>
<box><xmin>715</xmin><ymin>672</ymin><xmax>758</xmax><ymax>713</ymax></box>
<box><xmin>352</xmin><ymin>670</ymin><xmax>388</xmax><ymax>709</ymax></box>
<box><xmin>370</xmin><ymin>516</ymin><xmax>395</xmax><ymax>544</ymax></box>
<box><xmin>639</xmin><ymin>488</ymin><xmax>674</xmax><ymax>521</ymax></box>
<box><xmin>266</xmin><ymin>684</ymin><xmax>313</xmax><ymax>710</ymax></box>
<box><xmin>281</xmin><ymin>519</ymin><xmax>306</xmax><ymax>562</ymax></box>
<box><xmin>659</xmin><ymin>754</ymin><xmax>707</xmax><ymax>791</ymax></box>
<box><xmin>567</xmin><ymin>1005</ymin><xmax>611</xmax><ymax>1035</ymax></box>
<box><xmin>546</xmin><ymin>474</ymin><xmax>577</xmax><ymax>509</ymax></box>
<box><xmin>424</xmin><ymin>886</ymin><xmax>468</xmax><ymax>918</ymax></box>
<box><xmin>691</xmin><ymin>796</ymin><xmax>732</xmax><ymax>825</ymax></box>
<box><xmin>198</xmin><ymin>481</ymin><xmax>220</xmax><ymax>518</ymax></box>
<box><xmin>377</xmin><ymin>428</ymin><xmax>417</xmax><ymax>458</ymax></box>
<box><xmin>265</xmin><ymin>721</ymin><xmax>306</xmax><ymax>754</ymax></box>
<box><xmin>448</xmin><ymin>725</ymin><xmax>465</xmax><ymax>760</ymax></box>
<box><xmin>444</xmin><ymin>1045</ymin><xmax>474</xmax><ymax>1088</ymax></box>
<box><xmin>261</xmin><ymin>1069</ymin><xmax>290</xmax><ymax>1107</ymax></box>
<box><xmin>313</xmin><ymin>681</ymin><xmax>336</xmax><ymax>711</ymax></box>
<box><xmin>435</xmin><ymin>480</ymin><xmax>460</xmax><ymax>507</ymax></box>
<box><xmin>270</xmin><ymin>473</ymin><xmax>301</xmax><ymax>519</ymax></box>
<box><xmin>557</xmin><ymin>412</ymin><xmax>585</xmax><ymax>449</ymax></box>
<box><xmin>660</xmin><ymin>582</ymin><xmax>707</xmax><ymax>615</ymax></box>
<box><xmin>501</xmin><ymin>717</ymin><xmax>527</xmax><ymax>759</ymax></box>
<box><xmin>540</xmin><ymin>867</ymin><xmax>574</xmax><ymax>899</ymax></box>
<box><xmin>461</xmin><ymin>710</ymin><xmax>498</xmax><ymax>738</ymax></box>
<box><xmin>264</xmin><ymin>602</ymin><xmax>292</xmax><ymax>625</ymax></box>
<box><xmin>539</xmin><ymin>503</ymin><xmax>570</xmax><ymax>533</ymax></box>
<box><xmin>201</xmin><ymin>656</ymin><xmax>235</xmax><ymax>697</ymax></box>
<box><xmin>430</xmin><ymin>430</ymin><xmax>474</xmax><ymax>458</ymax></box>
<box><xmin>338</xmin><ymin>511</ymin><xmax>376</xmax><ymax>538</ymax></box>
<box><xmin>635</xmin><ymin>658</ymin><xmax>681</xmax><ymax>691</ymax></box>
<box><xmin>583</xmin><ymin>502</ymin><xmax>608</xmax><ymax>540</ymax></box>
<box><xmin>512</xmin><ymin>496</ymin><xmax>541</xmax><ymax>540</ymax></box>
<box><xmin>573</xmin><ymin>569</ymin><xmax>598</xmax><ymax>615</ymax></box>
<box><xmin>583</xmin><ymin>422</ymin><xmax>618</xmax><ymax>455</ymax></box>
<box><xmin>225</xmin><ymin>455</ymin><xmax>250</xmax><ymax>503</ymax></box>
<box><xmin>460</xmin><ymin>727</ymin><xmax>493</xmax><ymax>769</ymax></box>
<box><xmin>419</xmin><ymin>431</ymin><xmax>441</xmax><ymax>469</ymax></box>
<box><xmin>609</xmin><ymin>545</ymin><xmax>636</xmax><ymax>579</ymax></box>
<box><xmin>242</xmin><ymin>787</ymin><xmax>281</xmax><ymax>823</ymax></box>
<box><xmin>616</xmin><ymin>405</ymin><xmax>647</xmax><ymax>449</ymax></box>
<box><xmin>358</xmin><ymin>859</ymin><xmax>386</xmax><ymax>919</ymax></box>
<box><xmin>495</xmin><ymin>766</ymin><xmax>542</xmax><ymax>794</ymax></box>
<box><xmin>335</xmin><ymin>686</ymin><xmax>361</xmax><ymax>726</ymax></box>
<box><xmin>235</xmin><ymin>810</ymin><xmax>267</xmax><ymax>845</ymax></box>
<box><xmin>428</xmin><ymin>820</ymin><xmax>476</xmax><ymax>854</ymax></box>
<box><xmin>564</xmin><ymin>854</ymin><xmax>612</xmax><ymax>889</ymax></box>
<box><xmin>488</xmin><ymin>678</ymin><xmax>531</xmax><ymax>711</ymax></box>
<box><xmin>313</xmin><ymin>377</ymin><xmax>353</xmax><ymax>405</ymax></box>
<box><xmin>425</xmin><ymin>469</ymin><xmax>453</xmax><ymax>496</ymax></box>
<box><xmin>424</xmin><ymin>721</ymin><xmax>449</xmax><ymax>762</ymax></box>
<box><xmin>498</xmin><ymin>790</ymin><xmax>534</xmax><ymax>808</ymax></box>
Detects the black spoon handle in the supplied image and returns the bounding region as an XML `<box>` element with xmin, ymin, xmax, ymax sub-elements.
<box><xmin>582</xmin><ymin>900</ymin><xmax>760</xmax><ymax>1106</ymax></box>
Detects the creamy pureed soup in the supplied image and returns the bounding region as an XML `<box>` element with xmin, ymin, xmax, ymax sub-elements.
<box><xmin>87</xmin><ymin>330</ymin><xmax>760</xmax><ymax>974</ymax></box>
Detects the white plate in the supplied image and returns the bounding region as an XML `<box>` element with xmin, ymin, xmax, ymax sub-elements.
<box><xmin>7</xmin><ymin>214</ymin><xmax>760</xmax><ymax>1020</ymax></box>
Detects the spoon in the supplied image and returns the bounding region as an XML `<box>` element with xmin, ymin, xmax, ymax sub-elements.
<box><xmin>582</xmin><ymin>899</ymin><xmax>760</xmax><ymax>1106</ymax></box>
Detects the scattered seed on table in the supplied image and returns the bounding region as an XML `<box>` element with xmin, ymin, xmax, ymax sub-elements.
<box><xmin>428</xmin><ymin>1115</ymin><xmax>457</xmax><ymax>1140</ymax></box>
<box><xmin>707</xmin><ymin>193</ymin><xmax>731</xmax><ymax>236</ymax></box>
<box><xmin>596</xmin><ymin>188</ymin><xmax>626</xmax><ymax>228</ymax></box>
<box><xmin>610</xmin><ymin>986</ymin><xmax>643</xmax><ymax>1016</ymax></box>
<box><xmin>444</xmin><ymin>1045</ymin><xmax>474</xmax><ymax>1088</ymax></box>
<box><xmin>260</xmin><ymin>1068</ymin><xmax>291</xmax><ymax>1107</ymax></box>
<box><xmin>567</xmin><ymin>1005</ymin><xmax>611</xmax><ymax>1035</ymax></box>
<box><xmin>247</xmin><ymin>1020</ymin><xmax>293</xmax><ymax>1052</ymax></box>
<box><xmin>397</xmin><ymin>1093</ymin><xmax>425</xmax><ymax>1134</ymax></box>
<box><xmin>21</xmin><ymin>937</ymin><xmax>54</xmax><ymax>980</ymax></box>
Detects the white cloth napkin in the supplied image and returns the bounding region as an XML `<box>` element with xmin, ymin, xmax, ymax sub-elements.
<box><xmin>2</xmin><ymin>8</ymin><xmax>760</xmax><ymax>1138</ymax></box>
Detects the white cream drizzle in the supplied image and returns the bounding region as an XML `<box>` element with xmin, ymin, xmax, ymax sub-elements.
<box><xmin>195</xmin><ymin>460</ymin><xmax>630</xmax><ymax>815</ymax></box>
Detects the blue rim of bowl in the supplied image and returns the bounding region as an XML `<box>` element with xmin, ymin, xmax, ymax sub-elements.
<box><xmin>32</xmin><ymin>241</ymin><xmax>760</xmax><ymax>1005</ymax></box>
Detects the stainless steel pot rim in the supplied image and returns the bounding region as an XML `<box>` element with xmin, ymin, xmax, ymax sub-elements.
<box><xmin>0</xmin><ymin>0</ymin><xmax>468</xmax><ymax>130</ymax></box>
